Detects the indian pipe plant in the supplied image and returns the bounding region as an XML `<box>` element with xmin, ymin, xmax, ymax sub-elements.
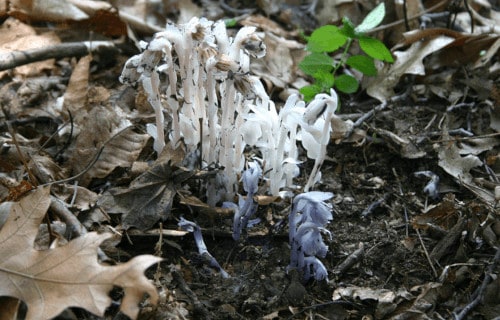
<box><xmin>119</xmin><ymin>5</ymin><xmax>392</xmax><ymax>281</ymax></box>
<box><xmin>120</xmin><ymin>17</ymin><xmax>337</xmax><ymax>205</ymax></box>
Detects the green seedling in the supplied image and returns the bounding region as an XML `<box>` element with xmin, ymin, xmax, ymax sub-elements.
<box><xmin>299</xmin><ymin>3</ymin><xmax>394</xmax><ymax>101</ymax></box>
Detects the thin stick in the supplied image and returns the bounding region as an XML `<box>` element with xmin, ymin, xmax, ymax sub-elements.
<box><xmin>40</xmin><ymin>126</ymin><xmax>132</xmax><ymax>186</ymax></box>
<box><xmin>367</xmin><ymin>0</ymin><xmax>448</xmax><ymax>33</ymax></box>
<box><xmin>453</xmin><ymin>246</ymin><xmax>500</xmax><ymax>319</ymax></box>
<box><xmin>0</xmin><ymin>41</ymin><xmax>116</xmax><ymax>72</ymax></box>
<box><xmin>415</xmin><ymin>228</ymin><xmax>438</xmax><ymax>278</ymax></box>
<box><xmin>49</xmin><ymin>195</ymin><xmax>86</xmax><ymax>238</ymax></box>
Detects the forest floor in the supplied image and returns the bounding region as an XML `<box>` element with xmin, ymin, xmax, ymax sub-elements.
<box><xmin>0</xmin><ymin>1</ymin><xmax>499</xmax><ymax>319</ymax></box>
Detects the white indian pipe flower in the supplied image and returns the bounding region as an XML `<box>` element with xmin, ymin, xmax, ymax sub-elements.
<box><xmin>295</xmin><ymin>222</ymin><xmax>330</xmax><ymax>258</ymax></box>
<box><xmin>242</xmin><ymin>161</ymin><xmax>262</xmax><ymax>195</ymax></box>
<box><xmin>304</xmin><ymin>256</ymin><xmax>329</xmax><ymax>281</ymax></box>
<box><xmin>301</xmin><ymin>89</ymin><xmax>338</xmax><ymax>191</ymax></box>
<box><xmin>288</xmin><ymin>191</ymin><xmax>334</xmax><ymax>282</ymax></box>
<box><xmin>292</xmin><ymin>191</ymin><xmax>334</xmax><ymax>229</ymax></box>
<box><xmin>223</xmin><ymin>161</ymin><xmax>261</xmax><ymax>240</ymax></box>
<box><xmin>414</xmin><ymin>171</ymin><xmax>440</xmax><ymax>199</ymax></box>
<box><xmin>120</xmin><ymin>17</ymin><xmax>341</xmax><ymax>204</ymax></box>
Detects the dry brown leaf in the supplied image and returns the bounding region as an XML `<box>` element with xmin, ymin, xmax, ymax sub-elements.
<box><xmin>0</xmin><ymin>297</ymin><xmax>20</xmax><ymax>320</ymax></box>
<box><xmin>435</xmin><ymin>130</ymin><xmax>496</xmax><ymax>208</ymax></box>
<box><xmin>332</xmin><ymin>285</ymin><xmax>412</xmax><ymax>318</ymax></box>
<box><xmin>0</xmin><ymin>0</ymin><xmax>7</xmax><ymax>17</ymax></box>
<box><xmin>366</xmin><ymin>31</ymin><xmax>456</xmax><ymax>103</ymax></box>
<box><xmin>0</xmin><ymin>186</ymin><xmax>161</xmax><ymax>319</ymax></box>
<box><xmin>52</xmin><ymin>184</ymin><xmax>98</xmax><ymax>211</ymax></box>
<box><xmin>251</xmin><ymin>32</ymin><xmax>302</xmax><ymax>89</ymax></box>
<box><xmin>68</xmin><ymin>0</ymin><xmax>127</xmax><ymax>37</ymax></box>
<box><xmin>0</xmin><ymin>18</ymin><xmax>60</xmax><ymax>77</ymax></box>
<box><xmin>99</xmin><ymin>160</ymin><xmax>194</xmax><ymax>230</ymax></box>
<box><xmin>9</xmin><ymin>0</ymin><xmax>88</xmax><ymax>21</ymax></box>
<box><xmin>68</xmin><ymin>101</ymin><xmax>150</xmax><ymax>186</ymax></box>
<box><xmin>63</xmin><ymin>55</ymin><xmax>91</xmax><ymax>116</ymax></box>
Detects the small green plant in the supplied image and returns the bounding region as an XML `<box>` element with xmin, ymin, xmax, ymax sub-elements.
<box><xmin>299</xmin><ymin>3</ymin><xmax>394</xmax><ymax>101</ymax></box>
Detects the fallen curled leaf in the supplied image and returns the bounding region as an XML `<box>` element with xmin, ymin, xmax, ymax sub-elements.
<box><xmin>9</xmin><ymin>0</ymin><xmax>88</xmax><ymax>22</ymax></box>
<box><xmin>99</xmin><ymin>160</ymin><xmax>194</xmax><ymax>230</ymax></box>
<box><xmin>0</xmin><ymin>18</ymin><xmax>60</xmax><ymax>77</ymax></box>
<box><xmin>0</xmin><ymin>186</ymin><xmax>161</xmax><ymax>319</ymax></box>
<box><xmin>366</xmin><ymin>34</ymin><xmax>455</xmax><ymax>103</ymax></box>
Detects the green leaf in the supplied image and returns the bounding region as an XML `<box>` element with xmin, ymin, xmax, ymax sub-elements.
<box><xmin>224</xmin><ymin>19</ymin><xmax>237</xmax><ymax>27</ymax></box>
<box><xmin>335</xmin><ymin>74</ymin><xmax>359</xmax><ymax>93</ymax></box>
<box><xmin>346</xmin><ymin>55</ymin><xmax>377</xmax><ymax>76</ymax></box>
<box><xmin>299</xmin><ymin>53</ymin><xmax>334</xmax><ymax>76</ymax></box>
<box><xmin>307</xmin><ymin>25</ymin><xmax>348</xmax><ymax>53</ymax></box>
<box><xmin>300</xmin><ymin>84</ymin><xmax>322</xmax><ymax>102</ymax></box>
<box><xmin>355</xmin><ymin>3</ymin><xmax>385</xmax><ymax>34</ymax></box>
<box><xmin>340</xmin><ymin>17</ymin><xmax>356</xmax><ymax>39</ymax></box>
<box><xmin>313</xmin><ymin>70</ymin><xmax>334</xmax><ymax>89</ymax></box>
<box><xmin>359</xmin><ymin>36</ymin><xmax>394</xmax><ymax>62</ymax></box>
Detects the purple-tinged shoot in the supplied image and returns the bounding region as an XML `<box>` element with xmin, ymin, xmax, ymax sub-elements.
<box><xmin>289</xmin><ymin>191</ymin><xmax>333</xmax><ymax>243</ymax></box>
<box><xmin>178</xmin><ymin>217</ymin><xmax>229</xmax><ymax>278</ymax></box>
<box><xmin>303</xmin><ymin>256</ymin><xmax>329</xmax><ymax>281</ymax></box>
<box><xmin>414</xmin><ymin>171</ymin><xmax>440</xmax><ymax>200</ymax></box>
<box><xmin>295</xmin><ymin>222</ymin><xmax>330</xmax><ymax>258</ymax></box>
<box><xmin>225</xmin><ymin>162</ymin><xmax>261</xmax><ymax>240</ymax></box>
<box><xmin>288</xmin><ymin>191</ymin><xmax>334</xmax><ymax>282</ymax></box>
<box><xmin>242</xmin><ymin>161</ymin><xmax>262</xmax><ymax>195</ymax></box>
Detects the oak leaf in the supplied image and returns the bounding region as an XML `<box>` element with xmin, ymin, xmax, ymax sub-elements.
<box><xmin>0</xmin><ymin>186</ymin><xmax>161</xmax><ymax>320</ymax></box>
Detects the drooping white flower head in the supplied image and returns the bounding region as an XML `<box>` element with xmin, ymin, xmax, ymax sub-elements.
<box><xmin>242</xmin><ymin>161</ymin><xmax>262</xmax><ymax>195</ymax></box>
<box><xmin>292</xmin><ymin>191</ymin><xmax>334</xmax><ymax>226</ymax></box>
<box><xmin>295</xmin><ymin>222</ymin><xmax>331</xmax><ymax>258</ymax></box>
<box><xmin>304</xmin><ymin>256</ymin><xmax>329</xmax><ymax>281</ymax></box>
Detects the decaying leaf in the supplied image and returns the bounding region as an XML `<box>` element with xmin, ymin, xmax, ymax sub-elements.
<box><xmin>0</xmin><ymin>186</ymin><xmax>161</xmax><ymax>319</ymax></box>
<box><xmin>251</xmin><ymin>32</ymin><xmax>302</xmax><ymax>89</ymax></box>
<box><xmin>436</xmin><ymin>140</ymin><xmax>482</xmax><ymax>184</ymax></box>
<box><xmin>436</xmin><ymin>132</ymin><xmax>497</xmax><ymax>208</ymax></box>
<box><xmin>0</xmin><ymin>18</ymin><xmax>60</xmax><ymax>77</ymax></box>
<box><xmin>366</xmin><ymin>34</ymin><xmax>455</xmax><ymax>103</ymax></box>
<box><xmin>371</xmin><ymin>127</ymin><xmax>426</xmax><ymax>159</ymax></box>
<box><xmin>9</xmin><ymin>0</ymin><xmax>88</xmax><ymax>22</ymax></box>
<box><xmin>99</xmin><ymin>160</ymin><xmax>193</xmax><ymax>230</ymax></box>
<box><xmin>68</xmin><ymin>107</ymin><xmax>149</xmax><ymax>187</ymax></box>
<box><xmin>332</xmin><ymin>285</ymin><xmax>413</xmax><ymax>319</ymax></box>
<box><xmin>63</xmin><ymin>55</ymin><xmax>91</xmax><ymax>115</ymax></box>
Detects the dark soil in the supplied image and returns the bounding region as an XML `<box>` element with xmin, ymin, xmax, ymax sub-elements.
<box><xmin>115</xmin><ymin>101</ymin><xmax>497</xmax><ymax>320</ymax></box>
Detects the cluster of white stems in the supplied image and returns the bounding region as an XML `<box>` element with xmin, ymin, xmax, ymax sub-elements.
<box><xmin>120</xmin><ymin>17</ymin><xmax>338</xmax><ymax>205</ymax></box>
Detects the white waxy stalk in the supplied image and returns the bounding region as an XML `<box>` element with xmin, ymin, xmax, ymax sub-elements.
<box><xmin>219</xmin><ymin>77</ymin><xmax>237</xmax><ymax>199</ymax></box>
<box><xmin>121</xmin><ymin>17</ymin><xmax>341</xmax><ymax>203</ymax></box>
<box><xmin>213</xmin><ymin>21</ymin><xmax>229</xmax><ymax>56</ymax></box>
<box><xmin>303</xmin><ymin>89</ymin><xmax>338</xmax><ymax>191</ymax></box>
<box><xmin>229</xmin><ymin>26</ymin><xmax>257</xmax><ymax>63</ymax></box>
<box><xmin>162</xmin><ymin>41</ymin><xmax>182</xmax><ymax>147</ymax></box>
<box><xmin>142</xmin><ymin>71</ymin><xmax>165</xmax><ymax>154</ymax></box>
<box><xmin>204</xmin><ymin>55</ymin><xmax>219</xmax><ymax>165</ymax></box>
<box><xmin>270</xmin><ymin>94</ymin><xmax>305</xmax><ymax>194</ymax></box>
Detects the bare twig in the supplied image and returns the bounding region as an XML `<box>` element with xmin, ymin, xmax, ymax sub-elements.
<box><xmin>171</xmin><ymin>266</ymin><xmax>211</xmax><ymax>319</ymax></box>
<box><xmin>0</xmin><ymin>41</ymin><xmax>117</xmax><ymax>72</ymax></box>
<box><xmin>40</xmin><ymin>126</ymin><xmax>132</xmax><ymax>186</ymax></box>
<box><xmin>49</xmin><ymin>196</ymin><xmax>86</xmax><ymax>239</ymax></box>
<box><xmin>453</xmin><ymin>246</ymin><xmax>500</xmax><ymax>320</ymax></box>
<box><xmin>415</xmin><ymin>228</ymin><xmax>438</xmax><ymax>278</ymax></box>
<box><xmin>353</xmin><ymin>103</ymin><xmax>387</xmax><ymax>128</ymax></box>
<box><xmin>430</xmin><ymin>216</ymin><xmax>466</xmax><ymax>262</ymax></box>
<box><xmin>334</xmin><ymin>243</ymin><xmax>364</xmax><ymax>275</ymax></box>
<box><xmin>49</xmin><ymin>195</ymin><xmax>110</xmax><ymax>262</ymax></box>
<box><xmin>368</xmin><ymin>0</ymin><xmax>448</xmax><ymax>33</ymax></box>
